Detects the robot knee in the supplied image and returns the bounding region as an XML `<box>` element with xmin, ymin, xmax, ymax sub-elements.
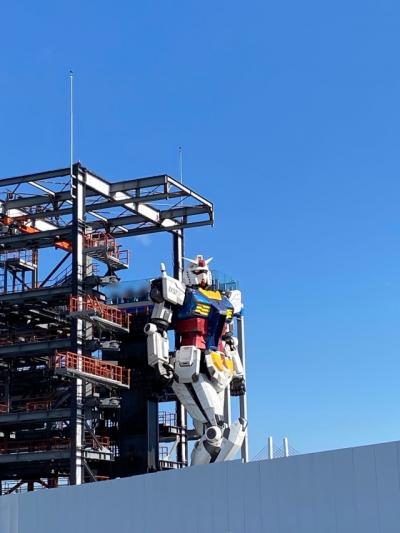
<box><xmin>205</xmin><ymin>425</ymin><xmax>222</xmax><ymax>444</ymax></box>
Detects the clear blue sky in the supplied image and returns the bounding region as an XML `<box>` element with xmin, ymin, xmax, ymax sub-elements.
<box><xmin>1</xmin><ymin>0</ymin><xmax>400</xmax><ymax>458</ymax></box>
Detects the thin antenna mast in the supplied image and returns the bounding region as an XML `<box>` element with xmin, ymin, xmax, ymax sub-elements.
<box><xmin>178</xmin><ymin>146</ymin><xmax>184</xmax><ymax>208</ymax></box>
<box><xmin>178</xmin><ymin>145</ymin><xmax>183</xmax><ymax>184</ymax></box>
<box><xmin>69</xmin><ymin>70</ymin><xmax>74</xmax><ymax>178</ymax></box>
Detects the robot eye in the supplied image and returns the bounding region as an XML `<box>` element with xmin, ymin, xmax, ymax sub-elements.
<box><xmin>193</xmin><ymin>269</ymin><xmax>206</xmax><ymax>275</ymax></box>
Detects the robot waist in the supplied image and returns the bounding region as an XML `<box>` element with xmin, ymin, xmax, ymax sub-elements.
<box><xmin>176</xmin><ymin>317</ymin><xmax>208</xmax><ymax>335</ymax></box>
<box><xmin>180</xmin><ymin>336</ymin><xmax>224</xmax><ymax>352</ymax></box>
<box><xmin>176</xmin><ymin>317</ymin><xmax>226</xmax><ymax>351</ymax></box>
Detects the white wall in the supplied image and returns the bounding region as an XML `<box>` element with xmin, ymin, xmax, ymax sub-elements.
<box><xmin>1</xmin><ymin>440</ymin><xmax>400</xmax><ymax>533</ymax></box>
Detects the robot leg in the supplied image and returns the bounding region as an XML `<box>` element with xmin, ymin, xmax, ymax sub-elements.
<box><xmin>172</xmin><ymin>380</ymin><xmax>213</xmax><ymax>425</ymax></box>
<box><xmin>189</xmin><ymin>375</ymin><xmax>247</xmax><ymax>464</ymax></box>
<box><xmin>191</xmin><ymin>425</ymin><xmax>224</xmax><ymax>465</ymax></box>
<box><xmin>172</xmin><ymin>374</ymin><xmax>225</xmax><ymax>465</ymax></box>
<box><xmin>214</xmin><ymin>417</ymin><xmax>247</xmax><ymax>462</ymax></box>
<box><xmin>173</xmin><ymin>366</ymin><xmax>248</xmax><ymax>465</ymax></box>
<box><xmin>191</xmin><ymin>417</ymin><xmax>247</xmax><ymax>465</ymax></box>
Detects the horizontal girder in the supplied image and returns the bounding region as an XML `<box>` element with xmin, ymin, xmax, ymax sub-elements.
<box><xmin>0</xmin><ymin>163</ymin><xmax>214</xmax><ymax>246</ymax></box>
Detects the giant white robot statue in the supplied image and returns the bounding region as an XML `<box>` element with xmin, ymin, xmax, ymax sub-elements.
<box><xmin>144</xmin><ymin>255</ymin><xmax>247</xmax><ymax>465</ymax></box>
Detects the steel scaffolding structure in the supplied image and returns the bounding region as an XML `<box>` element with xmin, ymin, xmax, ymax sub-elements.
<box><xmin>0</xmin><ymin>162</ymin><xmax>216</xmax><ymax>492</ymax></box>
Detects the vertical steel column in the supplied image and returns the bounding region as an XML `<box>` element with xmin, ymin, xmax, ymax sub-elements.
<box><xmin>70</xmin><ymin>165</ymin><xmax>85</xmax><ymax>485</ymax></box>
<box><xmin>173</xmin><ymin>229</ymin><xmax>188</xmax><ymax>465</ymax></box>
<box><xmin>237</xmin><ymin>314</ymin><xmax>249</xmax><ymax>462</ymax></box>
<box><xmin>32</xmin><ymin>249</ymin><xmax>38</xmax><ymax>288</ymax></box>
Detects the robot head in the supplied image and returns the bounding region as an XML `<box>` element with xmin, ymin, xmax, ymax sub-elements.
<box><xmin>183</xmin><ymin>255</ymin><xmax>213</xmax><ymax>288</ymax></box>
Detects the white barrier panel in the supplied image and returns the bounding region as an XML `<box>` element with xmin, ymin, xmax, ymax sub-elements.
<box><xmin>1</xmin><ymin>440</ymin><xmax>400</xmax><ymax>533</ymax></box>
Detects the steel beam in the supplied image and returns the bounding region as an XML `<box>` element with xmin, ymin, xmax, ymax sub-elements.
<box><xmin>39</xmin><ymin>252</ymin><xmax>71</xmax><ymax>288</ymax></box>
<box><xmin>111</xmin><ymin>219</ymin><xmax>213</xmax><ymax>239</ymax></box>
<box><xmin>167</xmin><ymin>176</ymin><xmax>213</xmax><ymax>209</ymax></box>
<box><xmin>0</xmin><ymin>284</ymin><xmax>71</xmax><ymax>304</ymax></box>
<box><xmin>18</xmin><ymin>190</ymin><xmax>187</xmax><ymax>221</ymax></box>
<box><xmin>86</xmin><ymin>191</ymin><xmax>185</xmax><ymax>212</ymax></box>
<box><xmin>82</xmin><ymin>168</ymin><xmax>178</xmax><ymax>227</ymax></box>
<box><xmin>0</xmin><ymin>167</ymin><xmax>70</xmax><ymax>188</ymax></box>
<box><xmin>70</xmin><ymin>167</ymin><xmax>85</xmax><ymax>486</ymax></box>
<box><xmin>3</xmin><ymin>190</ymin><xmax>89</xmax><ymax>210</ymax></box>
<box><xmin>109</xmin><ymin>175</ymin><xmax>168</xmax><ymax>193</ymax></box>
<box><xmin>89</xmin><ymin>205</ymin><xmax>212</xmax><ymax>232</ymax></box>
<box><xmin>0</xmin><ymin>408</ymin><xmax>71</xmax><ymax>427</ymax></box>
<box><xmin>0</xmin><ymin>450</ymin><xmax>70</xmax><ymax>464</ymax></box>
<box><xmin>0</xmin><ymin>227</ymin><xmax>71</xmax><ymax>250</ymax></box>
<box><xmin>3</xmin><ymin>187</ymin><xmax>186</xmax><ymax>212</ymax></box>
<box><xmin>0</xmin><ymin>338</ymin><xmax>71</xmax><ymax>357</ymax></box>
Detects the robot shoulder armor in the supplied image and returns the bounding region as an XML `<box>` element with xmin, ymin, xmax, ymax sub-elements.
<box><xmin>227</xmin><ymin>290</ymin><xmax>242</xmax><ymax>315</ymax></box>
<box><xmin>162</xmin><ymin>275</ymin><xmax>186</xmax><ymax>305</ymax></box>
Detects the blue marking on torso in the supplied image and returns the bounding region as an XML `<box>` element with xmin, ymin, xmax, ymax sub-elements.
<box><xmin>177</xmin><ymin>289</ymin><xmax>234</xmax><ymax>350</ymax></box>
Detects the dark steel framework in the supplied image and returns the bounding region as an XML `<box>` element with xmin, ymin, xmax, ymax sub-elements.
<box><xmin>0</xmin><ymin>163</ymin><xmax>214</xmax><ymax>493</ymax></box>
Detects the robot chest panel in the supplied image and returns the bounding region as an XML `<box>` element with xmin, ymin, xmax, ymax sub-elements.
<box><xmin>178</xmin><ymin>289</ymin><xmax>233</xmax><ymax>322</ymax></box>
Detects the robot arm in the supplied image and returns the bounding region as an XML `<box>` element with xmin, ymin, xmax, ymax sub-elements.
<box><xmin>144</xmin><ymin>263</ymin><xmax>186</xmax><ymax>381</ymax></box>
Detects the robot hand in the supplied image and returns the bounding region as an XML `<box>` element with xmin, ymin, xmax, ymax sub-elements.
<box><xmin>153</xmin><ymin>361</ymin><xmax>174</xmax><ymax>386</ymax></box>
<box><xmin>230</xmin><ymin>376</ymin><xmax>246</xmax><ymax>396</ymax></box>
<box><xmin>222</xmin><ymin>332</ymin><xmax>238</xmax><ymax>350</ymax></box>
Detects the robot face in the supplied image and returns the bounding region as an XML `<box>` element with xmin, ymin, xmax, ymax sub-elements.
<box><xmin>183</xmin><ymin>255</ymin><xmax>213</xmax><ymax>288</ymax></box>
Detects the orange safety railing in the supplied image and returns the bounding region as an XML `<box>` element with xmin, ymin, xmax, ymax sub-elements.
<box><xmin>85</xmin><ymin>232</ymin><xmax>129</xmax><ymax>265</ymax></box>
<box><xmin>54</xmin><ymin>351</ymin><xmax>130</xmax><ymax>387</ymax></box>
<box><xmin>69</xmin><ymin>295</ymin><xmax>131</xmax><ymax>329</ymax></box>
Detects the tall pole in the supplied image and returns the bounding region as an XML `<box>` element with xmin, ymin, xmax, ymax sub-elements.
<box><xmin>69</xmin><ymin>70</ymin><xmax>74</xmax><ymax>181</ymax></box>
<box><xmin>178</xmin><ymin>146</ymin><xmax>183</xmax><ymax>186</ymax></box>
<box><xmin>70</xmin><ymin>163</ymin><xmax>85</xmax><ymax>486</ymax></box>
<box><xmin>173</xmin><ymin>228</ymin><xmax>187</xmax><ymax>464</ymax></box>
<box><xmin>237</xmin><ymin>314</ymin><xmax>249</xmax><ymax>462</ymax></box>
<box><xmin>283</xmin><ymin>437</ymin><xmax>289</xmax><ymax>458</ymax></box>
<box><xmin>267</xmin><ymin>436</ymin><xmax>274</xmax><ymax>460</ymax></box>
<box><xmin>69</xmin><ymin>72</ymin><xmax>85</xmax><ymax>485</ymax></box>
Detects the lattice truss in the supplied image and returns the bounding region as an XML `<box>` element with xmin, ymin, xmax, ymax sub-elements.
<box><xmin>0</xmin><ymin>162</ymin><xmax>213</xmax><ymax>249</ymax></box>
